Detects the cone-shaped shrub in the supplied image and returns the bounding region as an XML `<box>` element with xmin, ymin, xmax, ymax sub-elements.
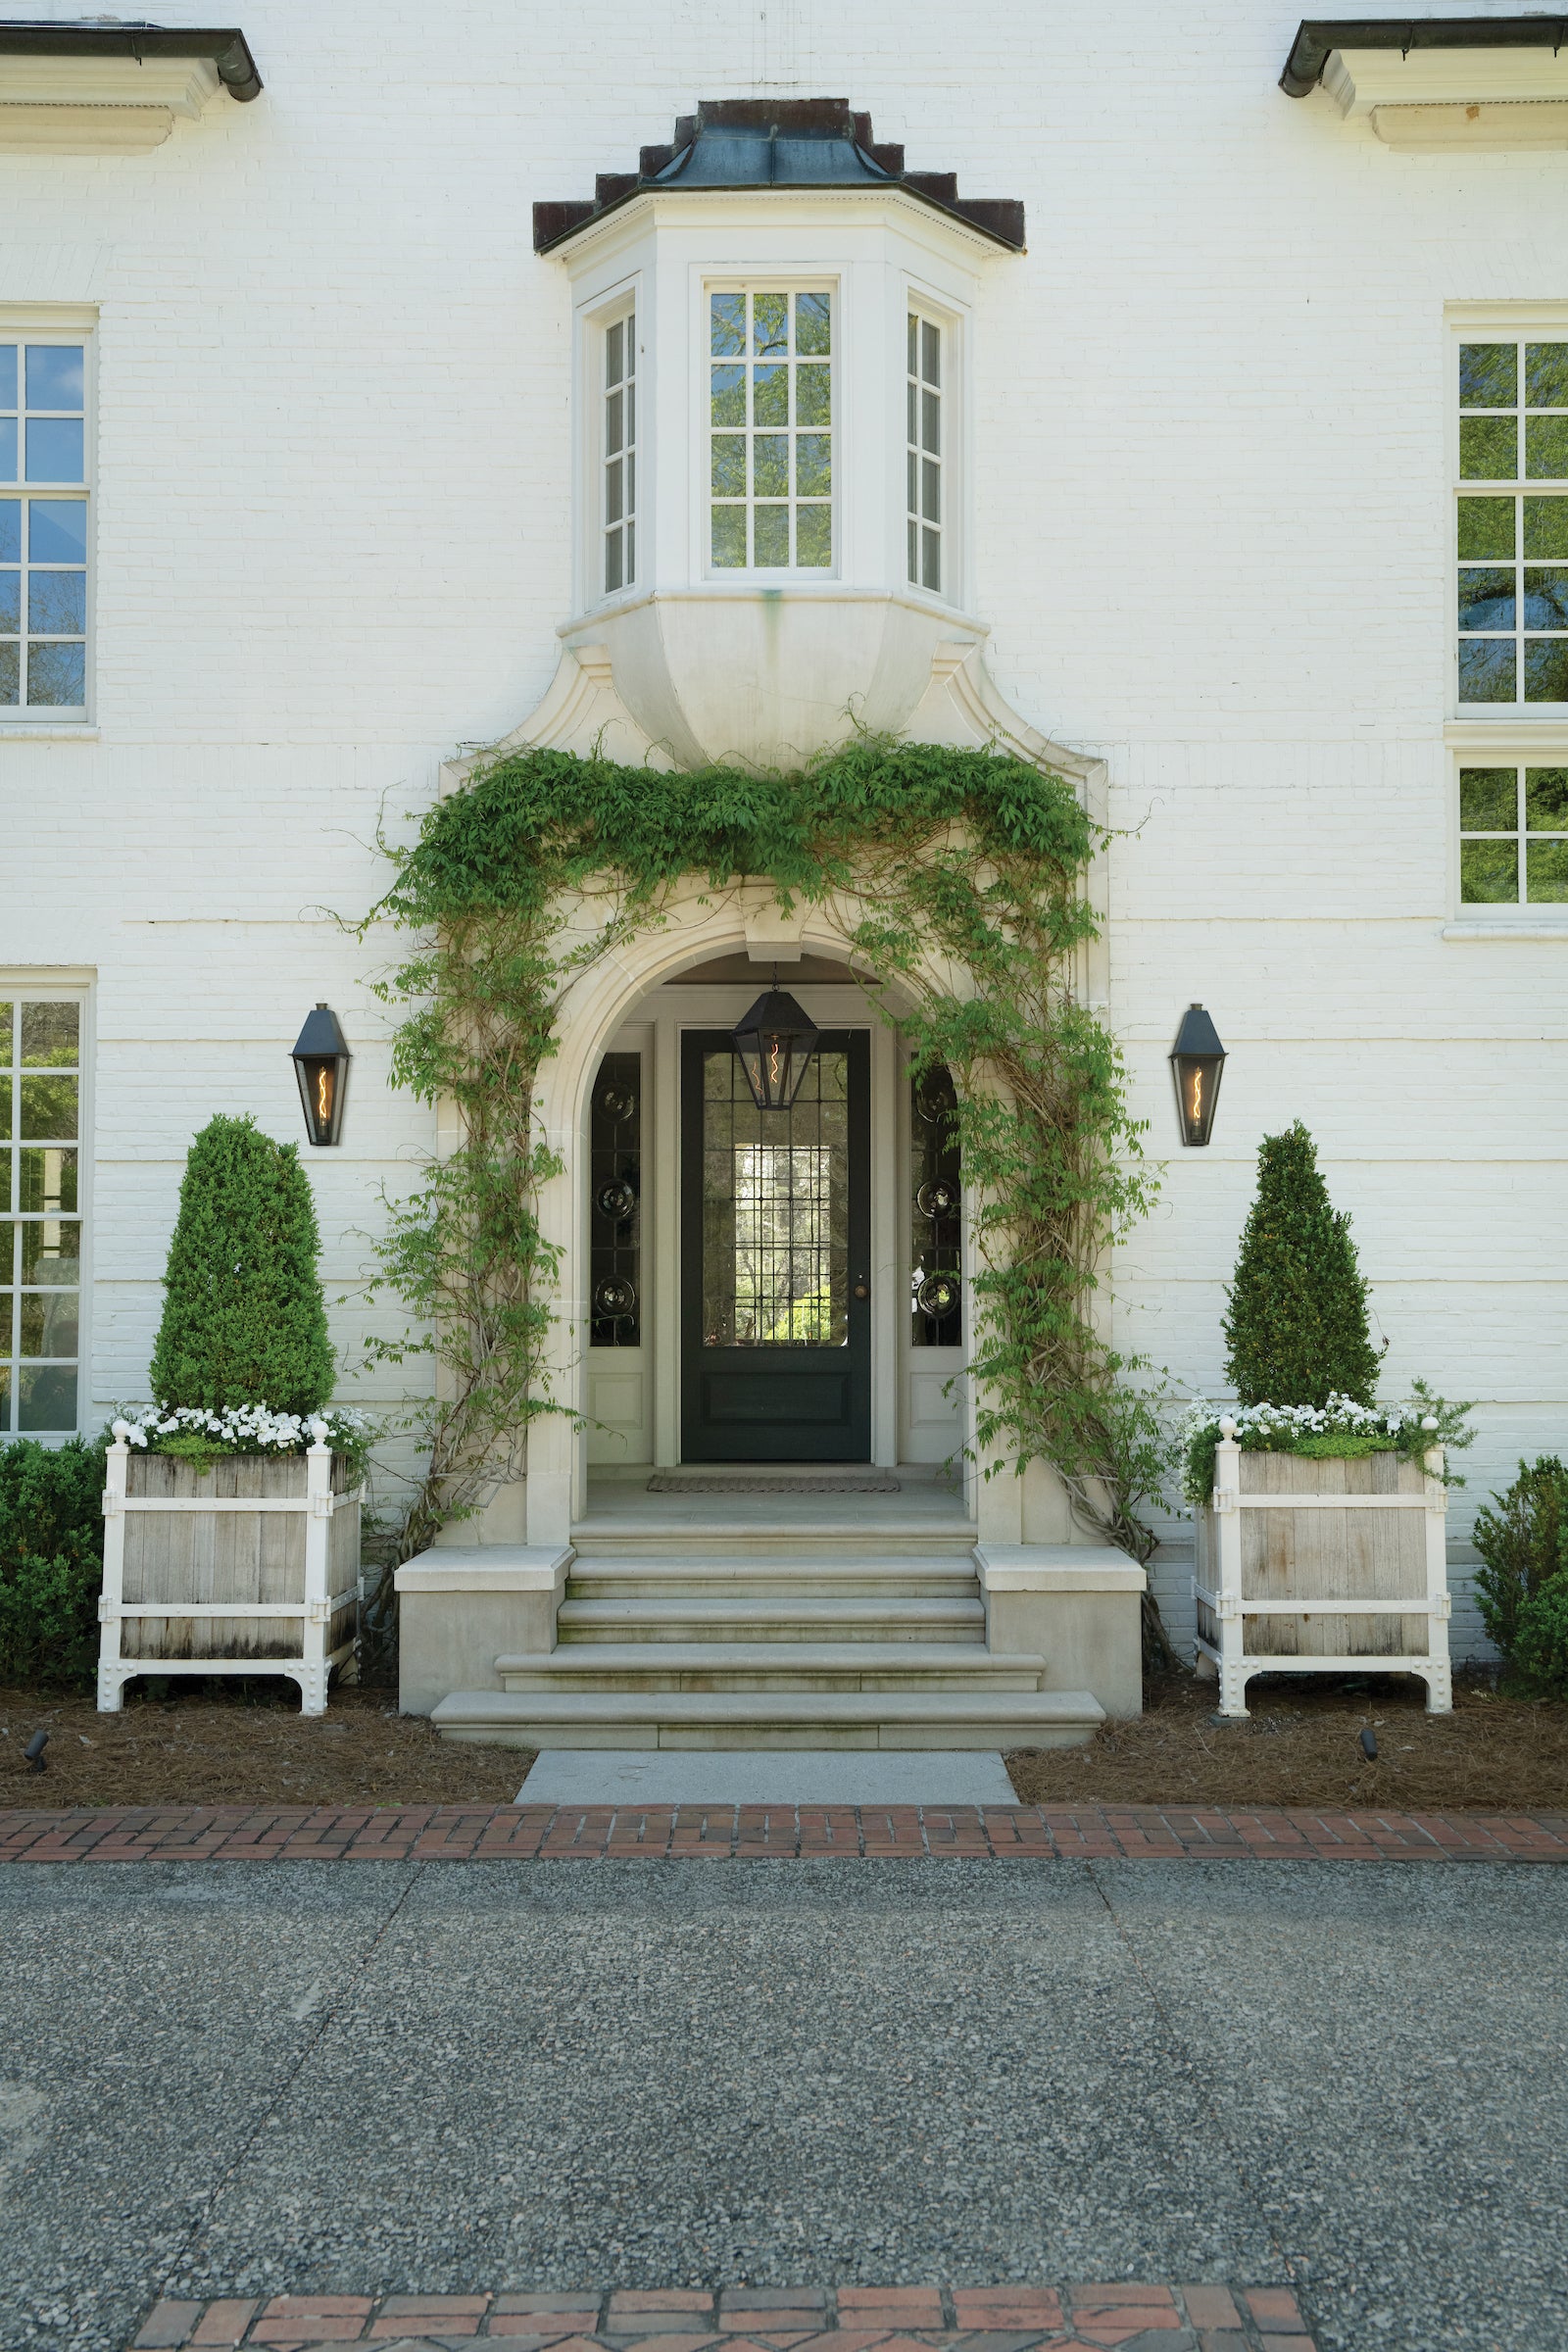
<box><xmin>1222</xmin><ymin>1120</ymin><xmax>1383</xmax><ymax>1408</ymax></box>
<box><xmin>149</xmin><ymin>1114</ymin><xmax>334</xmax><ymax>1416</ymax></box>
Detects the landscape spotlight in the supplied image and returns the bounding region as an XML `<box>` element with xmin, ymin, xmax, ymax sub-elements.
<box><xmin>1169</xmin><ymin>1003</ymin><xmax>1226</xmax><ymax>1147</ymax></box>
<box><xmin>289</xmin><ymin>1004</ymin><xmax>351</xmax><ymax>1147</ymax></box>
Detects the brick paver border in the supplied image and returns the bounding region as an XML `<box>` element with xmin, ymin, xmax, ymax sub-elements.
<box><xmin>2</xmin><ymin>1798</ymin><xmax>1564</xmax><ymax>1864</ymax></box>
<box><xmin>127</xmin><ymin>2281</ymin><xmax>1317</xmax><ymax>2352</ymax></box>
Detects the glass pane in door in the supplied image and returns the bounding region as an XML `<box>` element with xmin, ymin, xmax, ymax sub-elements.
<box><xmin>700</xmin><ymin>1046</ymin><xmax>848</xmax><ymax>1347</ymax></box>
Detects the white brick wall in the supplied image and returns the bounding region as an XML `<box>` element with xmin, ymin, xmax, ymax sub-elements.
<box><xmin>0</xmin><ymin>1</ymin><xmax>1563</xmax><ymax>1623</ymax></box>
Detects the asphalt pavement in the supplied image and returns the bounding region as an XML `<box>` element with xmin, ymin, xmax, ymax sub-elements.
<box><xmin>1</xmin><ymin>1857</ymin><xmax>1563</xmax><ymax>2352</ymax></box>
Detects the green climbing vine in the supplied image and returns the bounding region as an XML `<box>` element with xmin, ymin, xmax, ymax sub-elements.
<box><xmin>359</xmin><ymin>736</ymin><xmax>1174</xmax><ymax>1652</ymax></box>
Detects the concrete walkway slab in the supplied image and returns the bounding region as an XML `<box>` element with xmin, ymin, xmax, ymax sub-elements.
<box><xmin>515</xmin><ymin>1747</ymin><xmax>1019</xmax><ymax>1805</ymax></box>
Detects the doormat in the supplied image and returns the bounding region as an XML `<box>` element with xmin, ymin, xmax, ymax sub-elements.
<box><xmin>646</xmin><ymin>1471</ymin><xmax>902</xmax><ymax>1494</ymax></box>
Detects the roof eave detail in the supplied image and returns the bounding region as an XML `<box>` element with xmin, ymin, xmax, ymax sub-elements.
<box><xmin>0</xmin><ymin>21</ymin><xmax>262</xmax><ymax>100</ymax></box>
<box><xmin>536</xmin><ymin>180</ymin><xmax>1025</xmax><ymax>259</ymax></box>
<box><xmin>1281</xmin><ymin>15</ymin><xmax>1568</xmax><ymax>98</ymax></box>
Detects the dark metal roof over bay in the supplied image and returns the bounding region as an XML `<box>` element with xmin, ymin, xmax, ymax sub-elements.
<box><xmin>534</xmin><ymin>99</ymin><xmax>1025</xmax><ymax>255</ymax></box>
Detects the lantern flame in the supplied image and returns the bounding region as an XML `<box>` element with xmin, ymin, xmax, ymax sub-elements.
<box><xmin>1190</xmin><ymin>1068</ymin><xmax>1202</xmax><ymax>1123</ymax></box>
<box><xmin>317</xmin><ymin>1066</ymin><xmax>331</xmax><ymax>1122</ymax></box>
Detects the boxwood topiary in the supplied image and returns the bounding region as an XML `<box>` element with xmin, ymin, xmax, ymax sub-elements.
<box><xmin>0</xmin><ymin>1435</ymin><xmax>107</xmax><ymax>1689</ymax></box>
<box><xmin>148</xmin><ymin>1114</ymin><xmax>334</xmax><ymax>1418</ymax></box>
<box><xmin>1222</xmin><ymin>1121</ymin><xmax>1384</xmax><ymax>1409</ymax></box>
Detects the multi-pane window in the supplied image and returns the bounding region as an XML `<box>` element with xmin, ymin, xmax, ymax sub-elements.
<box><xmin>1</xmin><ymin>338</ymin><xmax>88</xmax><ymax>717</ymax></box>
<box><xmin>1456</xmin><ymin>339</ymin><xmax>1568</xmax><ymax>705</ymax></box>
<box><xmin>1</xmin><ymin>995</ymin><xmax>82</xmax><ymax>1435</ymax></box>
<box><xmin>710</xmin><ymin>288</ymin><xmax>832</xmax><ymax>571</ymax></box>
<box><xmin>1458</xmin><ymin>764</ymin><xmax>1568</xmax><ymax>905</ymax></box>
<box><xmin>906</xmin><ymin>313</ymin><xmax>943</xmax><ymax>594</ymax></box>
<box><xmin>603</xmin><ymin>311</ymin><xmax>636</xmax><ymax>596</ymax></box>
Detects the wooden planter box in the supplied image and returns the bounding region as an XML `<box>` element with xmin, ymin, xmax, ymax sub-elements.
<box><xmin>1194</xmin><ymin>1431</ymin><xmax>1452</xmax><ymax>1718</ymax></box>
<box><xmin>97</xmin><ymin>1439</ymin><xmax>362</xmax><ymax>1714</ymax></box>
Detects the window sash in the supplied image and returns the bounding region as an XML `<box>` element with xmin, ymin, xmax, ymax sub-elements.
<box><xmin>0</xmin><ymin>333</ymin><xmax>90</xmax><ymax>719</ymax></box>
<box><xmin>1457</xmin><ymin>761</ymin><xmax>1568</xmax><ymax>906</ymax></box>
<box><xmin>906</xmin><ymin>311</ymin><xmax>943</xmax><ymax>596</ymax></box>
<box><xmin>1456</xmin><ymin>334</ymin><xmax>1568</xmax><ymax>710</ymax></box>
<box><xmin>707</xmin><ymin>285</ymin><xmax>834</xmax><ymax>575</ymax></box>
<box><xmin>0</xmin><ymin>989</ymin><xmax>86</xmax><ymax>1435</ymax></box>
<box><xmin>603</xmin><ymin>308</ymin><xmax>637</xmax><ymax>598</ymax></box>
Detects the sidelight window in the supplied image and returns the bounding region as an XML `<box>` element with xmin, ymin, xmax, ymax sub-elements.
<box><xmin>909</xmin><ymin>1063</ymin><xmax>961</xmax><ymax>1346</ymax></box>
<box><xmin>906</xmin><ymin>310</ymin><xmax>943</xmax><ymax>594</ymax></box>
<box><xmin>589</xmin><ymin>1053</ymin><xmax>642</xmax><ymax>1345</ymax></box>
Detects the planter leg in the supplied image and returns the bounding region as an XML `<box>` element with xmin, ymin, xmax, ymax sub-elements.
<box><xmin>1422</xmin><ymin>1658</ymin><xmax>1453</xmax><ymax>1716</ymax></box>
<box><xmin>1218</xmin><ymin>1658</ymin><xmax>1250</xmax><ymax>1719</ymax></box>
<box><xmin>96</xmin><ymin>1661</ymin><xmax>126</xmax><ymax>1712</ymax></box>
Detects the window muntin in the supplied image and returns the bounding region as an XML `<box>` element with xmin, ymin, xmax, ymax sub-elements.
<box><xmin>1458</xmin><ymin>763</ymin><xmax>1568</xmax><ymax>904</ymax></box>
<box><xmin>0</xmin><ymin>338</ymin><xmax>88</xmax><ymax>716</ymax></box>
<box><xmin>906</xmin><ymin>312</ymin><xmax>943</xmax><ymax>594</ymax></box>
<box><xmin>604</xmin><ymin>311</ymin><xmax>636</xmax><ymax>596</ymax></box>
<box><xmin>709</xmin><ymin>288</ymin><xmax>832</xmax><ymax>572</ymax></box>
<box><xmin>1457</xmin><ymin>339</ymin><xmax>1568</xmax><ymax>705</ymax></box>
<box><xmin>1</xmin><ymin>995</ymin><xmax>83</xmax><ymax>1434</ymax></box>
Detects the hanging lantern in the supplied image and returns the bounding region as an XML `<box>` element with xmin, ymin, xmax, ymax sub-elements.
<box><xmin>289</xmin><ymin>1004</ymin><xmax>351</xmax><ymax>1147</ymax></box>
<box><xmin>731</xmin><ymin>981</ymin><xmax>819</xmax><ymax>1112</ymax></box>
<box><xmin>1169</xmin><ymin>1003</ymin><xmax>1226</xmax><ymax>1147</ymax></box>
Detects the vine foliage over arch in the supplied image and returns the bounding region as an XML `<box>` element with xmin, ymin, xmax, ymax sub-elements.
<box><xmin>361</xmin><ymin>738</ymin><xmax>1173</xmax><ymax>1650</ymax></box>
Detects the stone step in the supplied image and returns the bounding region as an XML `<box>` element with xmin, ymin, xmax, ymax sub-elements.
<box><xmin>432</xmin><ymin>1687</ymin><xmax>1104</xmax><ymax>1750</ymax></box>
<box><xmin>565</xmin><ymin>1556</ymin><xmax>982</xmax><ymax>1600</ymax></box>
<box><xmin>496</xmin><ymin>1643</ymin><xmax>1048</xmax><ymax>1693</ymax></box>
<box><xmin>567</xmin><ymin>1520</ymin><xmax>980</xmax><ymax>1562</ymax></box>
<box><xmin>557</xmin><ymin>1595</ymin><xmax>988</xmax><ymax>1644</ymax></box>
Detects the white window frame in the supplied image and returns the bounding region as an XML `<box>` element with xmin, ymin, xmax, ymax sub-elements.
<box><xmin>0</xmin><ymin>309</ymin><xmax>95</xmax><ymax>729</ymax></box>
<box><xmin>601</xmin><ymin>295</ymin><xmax>638</xmax><ymax>600</ymax></box>
<box><xmin>577</xmin><ymin>274</ymin><xmax>643</xmax><ymax>614</ymax></box>
<box><xmin>701</xmin><ymin>274</ymin><xmax>840</xmax><ymax>581</ymax></box>
<box><xmin>1448</xmin><ymin>303</ymin><xmax>1568</xmax><ymax>721</ymax></box>
<box><xmin>906</xmin><ymin>303</ymin><xmax>946</xmax><ymax>599</ymax></box>
<box><xmin>1446</xmin><ymin>739</ymin><xmax>1568</xmax><ymax>924</ymax></box>
<box><xmin>0</xmin><ymin>972</ymin><xmax>93</xmax><ymax>1441</ymax></box>
<box><xmin>902</xmin><ymin>281</ymin><xmax>963</xmax><ymax>610</ymax></box>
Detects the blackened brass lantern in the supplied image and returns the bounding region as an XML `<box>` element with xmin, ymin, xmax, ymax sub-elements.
<box><xmin>731</xmin><ymin>980</ymin><xmax>819</xmax><ymax>1112</ymax></box>
<box><xmin>290</xmin><ymin>1004</ymin><xmax>351</xmax><ymax>1147</ymax></box>
<box><xmin>1169</xmin><ymin>1003</ymin><xmax>1225</xmax><ymax>1147</ymax></box>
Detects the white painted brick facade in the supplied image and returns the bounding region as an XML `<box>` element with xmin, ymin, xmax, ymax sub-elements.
<box><xmin>2</xmin><ymin>0</ymin><xmax>1564</xmax><ymax>1652</ymax></box>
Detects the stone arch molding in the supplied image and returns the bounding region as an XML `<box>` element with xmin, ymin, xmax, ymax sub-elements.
<box><xmin>434</xmin><ymin>639</ymin><xmax>1109</xmax><ymax>1547</ymax></box>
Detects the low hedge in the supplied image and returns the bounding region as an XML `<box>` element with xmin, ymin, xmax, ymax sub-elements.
<box><xmin>0</xmin><ymin>1436</ymin><xmax>107</xmax><ymax>1690</ymax></box>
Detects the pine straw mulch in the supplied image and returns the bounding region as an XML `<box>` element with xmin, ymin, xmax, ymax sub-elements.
<box><xmin>2</xmin><ymin>1671</ymin><xmax>1565</xmax><ymax>1817</ymax></box>
<box><xmin>0</xmin><ymin>1682</ymin><xmax>531</xmax><ymax>1809</ymax></box>
<box><xmin>1005</xmin><ymin>1669</ymin><xmax>1568</xmax><ymax>1813</ymax></box>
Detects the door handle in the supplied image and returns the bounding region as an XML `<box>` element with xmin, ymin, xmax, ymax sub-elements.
<box><xmin>852</xmin><ymin>1274</ymin><xmax>870</xmax><ymax>1300</ymax></box>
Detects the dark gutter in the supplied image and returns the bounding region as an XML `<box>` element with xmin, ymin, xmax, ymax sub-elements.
<box><xmin>0</xmin><ymin>20</ymin><xmax>262</xmax><ymax>100</ymax></box>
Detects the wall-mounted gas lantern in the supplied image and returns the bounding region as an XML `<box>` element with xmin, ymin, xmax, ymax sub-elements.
<box><xmin>1169</xmin><ymin>1003</ymin><xmax>1226</xmax><ymax>1147</ymax></box>
<box><xmin>731</xmin><ymin>977</ymin><xmax>819</xmax><ymax>1112</ymax></box>
<box><xmin>289</xmin><ymin>1004</ymin><xmax>351</xmax><ymax>1146</ymax></box>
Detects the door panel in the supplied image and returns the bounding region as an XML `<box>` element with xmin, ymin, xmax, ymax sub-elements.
<box><xmin>681</xmin><ymin>1028</ymin><xmax>870</xmax><ymax>1461</ymax></box>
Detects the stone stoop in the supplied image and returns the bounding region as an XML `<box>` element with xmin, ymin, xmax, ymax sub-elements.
<box><xmin>430</xmin><ymin>1517</ymin><xmax>1105</xmax><ymax>1751</ymax></box>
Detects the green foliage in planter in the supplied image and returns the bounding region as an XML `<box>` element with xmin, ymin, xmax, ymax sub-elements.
<box><xmin>1222</xmin><ymin>1120</ymin><xmax>1384</xmax><ymax>1409</ymax></box>
<box><xmin>1180</xmin><ymin>1383</ymin><xmax>1473</xmax><ymax>1509</ymax></box>
<box><xmin>149</xmin><ymin>1115</ymin><xmax>334</xmax><ymax>1417</ymax></box>
<box><xmin>1472</xmin><ymin>1455</ymin><xmax>1568</xmax><ymax>1662</ymax></box>
<box><xmin>0</xmin><ymin>1436</ymin><xmax>107</xmax><ymax>1689</ymax></box>
<box><xmin>1512</xmin><ymin>1571</ymin><xmax>1568</xmax><ymax>1696</ymax></box>
<box><xmin>360</xmin><ymin>737</ymin><xmax>1175</xmax><ymax>1655</ymax></box>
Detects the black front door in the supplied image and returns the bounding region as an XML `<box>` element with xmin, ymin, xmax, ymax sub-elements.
<box><xmin>680</xmin><ymin>1028</ymin><xmax>871</xmax><ymax>1461</ymax></box>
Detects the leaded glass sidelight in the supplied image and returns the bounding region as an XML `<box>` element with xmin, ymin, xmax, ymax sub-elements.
<box><xmin>1457</xmin><ymin>339</ymin><xmax>1568</xmax><ymax>704</ymax></box>
<box><xmin>700</xmin><ymin>1044</ymin><xmax>848</xmax><ymax>1347</ymax></box>
<box><xmin>589</xmin><ymin>1052</ymin><xmax>641</xmax><ymax>1346</ymax></box>
<box><xmin>906</xmin><ymin>312</ymin><xmax>943</xmax><ymax>594</ymax></box>
<box><xmin>1</xmin><ymin>995</ymin><xmax>82</xmax><ymax>1432</ymax></box>
<box><xmin>710</xmin><ymin>287</ymin><xmax>832</xmax><ymax>572</ymax></box>
<box><xmin>910</xmin><ymin>1063</ymin><xmax>961</xmax><ymax>1347</ymax></box>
